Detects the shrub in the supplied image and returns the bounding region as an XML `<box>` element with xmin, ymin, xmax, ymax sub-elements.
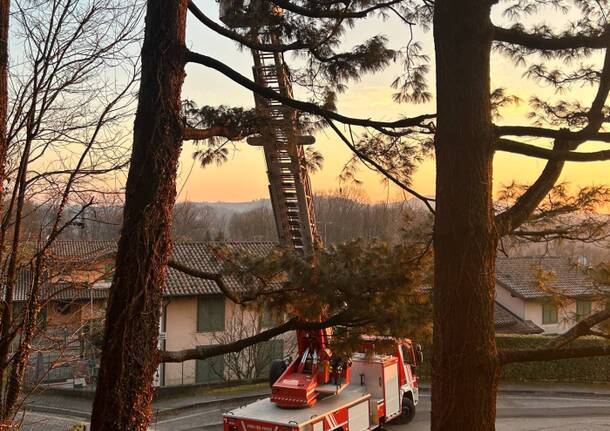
<box><xmin>415</xmin><ymin>335</ymin><xmax>610</xmax><ymax>384</ymax></box>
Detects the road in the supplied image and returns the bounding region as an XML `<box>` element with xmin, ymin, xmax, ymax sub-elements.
<box><xmin>387</xmin><ymin>393</ymin><xmax>610</xmax><ymax>431</ymax></box>
<box><xmin>21</xmin><ymin>393</ymin><xmax>610</xmax><ymax>431</ymax></box>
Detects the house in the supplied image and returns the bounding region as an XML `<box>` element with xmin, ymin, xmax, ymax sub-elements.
<box><xmin>494</xmin><ymin>255</ymin><xmax>608</xmax><ymax>335</ymax></box>
<box><xmin>158</xmin><ymin>241</ymin><xmax>292</xmax><ymax>386</ymax></box>
<box><xmin>7</xmin><ymin>241</ymin><xmax>292</xmax><ymax>387</ymax></box>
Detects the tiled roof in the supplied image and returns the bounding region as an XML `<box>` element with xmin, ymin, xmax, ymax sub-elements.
<box><xmin>2</xmin><ymin>269</ymin><xmax>111</xmax><ymax>302</ymax></box>
<box><xmin>48</xmin><ymin>241</ymin><xmax>116</xmax><ymax>260</ymax></box>
<box><xmin>496</xmin><ymin>255</ymin><xmax>606</xmax><ymax>299</ymax></box>
<box><xmin>494</xmin><ymin>301</ymin><xmax>543</xmax><ymax>334</ymax></box>
<box><xmin>1</xmin><ymin>267</ymin><xmax>35</xmax><ymax>302</ymax></box>
<box><xmin>8</xmin><ymin>241</ymin><xmax>277</xmax><ymax>301</ymax></box>
<box><xmin>166</xmin><ymin>242</ymin><xmax>277</xmax><ymax>296</ymax></box>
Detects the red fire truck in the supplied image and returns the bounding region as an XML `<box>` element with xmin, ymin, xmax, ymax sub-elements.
<box><xmin>223</xmin><ymin>330</ymin><xmax>423</xmax><ymax>431</ymax></box>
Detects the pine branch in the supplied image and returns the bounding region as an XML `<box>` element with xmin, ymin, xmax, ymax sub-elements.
<box><xmin>588</xmin><ymin>329</ymin><xmax>610</xmax><ymax>341</ymax></box>
<box><xmin>545</xmin><ymin>308</ymin><xmax>610</xmax><ymax>350</ymax></box>
<box><xmin>166</xmin><ymin>258</ymin><xmax>244</xmax><ymax>304</ymax></box>
<box><xmin>496</xmin><ymin>126</ymin><xmax>610</xmax><ymax>142</ymax></box>
<box><xmin>271</xmin><ymin>0</ymin><xmax>404</xmax><ymax>19</ymax></box>
<box><xmin>188</xmin><ymin>1</ymin><xmax>307</xmax><ymax>53</ymax></box>
<box><xmin>496</xmin><ymin>139</ymin><xmax>610</xmax><ymax>161</ymax></box>
<box><xmin>182</xmin><ymin>126</ymin><xmax>249</xmax><ymax>141</ymax></box>
<box><xmin>495</xmin><ymin>44</ymin><xmax>610</xmax><ymax>236</ymax></box>
<box><xmin>185</xmin><ymin>49</ymin><xmax>436</xmax><ymax>130</ymax></box>
<box><xmin>500</xmin><ymin>308</ymin><xmax>610</xmax><ymax>364</ymax></box>
<box><xmin>159</xmin><ymin>312</ymin><xmax>357</xmax><ymax>363</ymax></box>
<box><xmin>493</xmin><ymin>25</ymin><xmax>609</xmax><ymax>50</ymax></box>
<box><xmin>327</xmin><ymin>119</ymin><xmax>436</xmax><ymax>214</ymax></box>
<box><xmin>495</xmin><ymin>142</ymin><xmax>565</xmax><ymax>236</ymax></box>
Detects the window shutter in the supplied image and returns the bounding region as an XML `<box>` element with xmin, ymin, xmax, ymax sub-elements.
<box><xmin>542</xmin><ymin>303</ymin><xmax>558</xmax><ymax>324</ymax></box>
<box><xmin>197</xmin><ymin>297</ymin><xmax>225</xmax><ymax>332</ymax></box>
<box><xmin>576</xmin><ymin>300</ymin><xmax>592</xmax><ymax>319</ymax></box>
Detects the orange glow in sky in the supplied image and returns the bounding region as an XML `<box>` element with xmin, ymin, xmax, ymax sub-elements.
<box><xmin>177</xmin><ymin>5</ymin><xmax>609</xmax><ymax>204</ymax></box>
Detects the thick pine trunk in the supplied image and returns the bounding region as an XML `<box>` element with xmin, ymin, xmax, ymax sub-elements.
<box><xmin>90</xmin><ymin>0</ymin><xmax>188</xmax><ymax>429</ymax></box>
<box><xmin>431</xmin><ymin>1</ymin><xmax>499</xmax><ymax>431</ymax></box>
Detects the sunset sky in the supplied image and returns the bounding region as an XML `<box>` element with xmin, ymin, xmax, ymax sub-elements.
<box><xmin>177</xmin><ymin>3</ymin><xmax>609</xmax><ymax>204</ymax></box>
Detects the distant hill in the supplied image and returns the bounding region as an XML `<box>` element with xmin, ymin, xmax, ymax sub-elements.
<box><xmin>191</xmin><ymin>199</ymin><xmax>271</xmax><ymax>217</ymax></box>
<box><xmin>191</xmin><ymin>197</ymin><xmax>432</xmax><ymax>216</ymax></box>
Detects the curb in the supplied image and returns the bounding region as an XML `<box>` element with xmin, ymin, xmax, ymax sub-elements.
<box><xmin>153</xmin><ymin>391</ymin><xmax>269</xmax><ymax>419</ymax></box>
<box><xmin>497</xmin><ymin>389</ymin><xmax>610</xmax><ymax>399</ymax></box>
<box><xmin>24</xmin><ymin>404</ymin><xmax>91</xmax><ymax>420</ymax></box>
<box><xmin>25</xmin><ymin>391</ymin><xmax>270</xmax><ymax>421</ymax></box>
<box><xmin>417</xmin><ymin>384</ymin><xmax>610</xmax><ymax>399</ymax></box>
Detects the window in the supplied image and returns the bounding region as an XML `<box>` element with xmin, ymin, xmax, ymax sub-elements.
<box><xmin>196</xmin><ymin>353</ymin><xmax>225</xmax><ymax>383</ymax></box>
<box><xmin>55</xmin><ymin>300</ymin><xmax>73</xmax><ymax>315</ymax></box>
<box><xmin>256</xmin><ymin>339</ymin><xmax>285</xmax><ymax>377</ymax></box>
<box><xmin>576</xmin><ymin>300</ymin><xmax>592</xmax><ymax>319</ymax></box>
<box><xmin>542</xmin><ymin>303</ymin><xmax>558</xmax><ymax>325</ymax></box>
<box><xmin>197</xmin><ymin>297</ymin><xmax>225</xmax><ymax>332</ymax></box>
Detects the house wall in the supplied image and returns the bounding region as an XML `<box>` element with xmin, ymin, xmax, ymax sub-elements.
<box><xmin>523</xmin><ymin>299</ymin><xmax>605</xmax><ymax>334</ymax></box>
<box><xmin>162</xmin><ymin>296</ymin><xmax>295</xmax><ymax>386</ymax></box>
<box><xmin>45</xmin><ymin>299</ymin><xmax>106</xmax><ymax>335</ymax></box>
<box><xmin>495</xmin><ymin>284</ymin><xmax>525</xmax><ymax>318</ymax></box>
<box><xmin>49</xmin><ymin>259</ymin><xmax>114</xmax><ymax>285</ymax></box>
<box><xmin>163</xmin><ymin>296</ymin><xmax>210</xmax><ymax>386</ymax></box>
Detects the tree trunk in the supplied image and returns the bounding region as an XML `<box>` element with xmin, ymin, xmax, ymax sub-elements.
<box><xmin>90</xmin><ymin>0</ymin><xmax>187</xmax><ymax>429</ymax></box>
<box><xmin>0</xmin><ymin>0</ymin><xmax>8</xmax><ymax>194</ymax></box>
<box><xmin>431</xmin><ymin>1</ymin><xmax>499</xmax><ymax>431</ymax></box>
<box><xmin>0</xmin><ymin>2</ymin><xmax>10</xmax><ymax>409</ymax></box>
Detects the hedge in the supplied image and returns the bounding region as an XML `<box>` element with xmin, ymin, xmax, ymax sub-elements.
<box><xmin>416</xmin><ymin>335</ymin><xmax>610</xmax><ymax>384</ymax></box>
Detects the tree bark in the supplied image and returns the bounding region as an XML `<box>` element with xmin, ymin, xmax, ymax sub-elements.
<box><xmin>0</xmin><ymin>2</ymin><xmax>10</xmax><ymax>402</ymax></box>
<box><xmin>90</xmin><ymin>1</ymin><xmax>188</xmax><ymax>429</ymax></box>
<box><xmin>431</xmin><ymin>1</ymin><xmax>499</xmax><ymax>430</ymax></box>
<box><xmin>0</xmin><ymin>0</ymin><xmax>7</xmax><ymax>195</ymax></box>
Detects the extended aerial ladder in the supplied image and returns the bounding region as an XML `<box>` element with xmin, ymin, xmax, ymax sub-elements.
<box><xmin>218</xmin><ymin>4</ymin><xmax>423</xmax><ymax>424</ymax></box>
<box><xmin>220</xmin><ymin>1</ymin><xmax>320</xmax><ymax>254</ymax></box>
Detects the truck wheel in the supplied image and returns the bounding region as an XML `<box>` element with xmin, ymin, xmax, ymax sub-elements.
<box><xmin>391</xmin><ymin>394</ymin><xmax>416</xmax><ymax>424</ymax></box>
<box><xmin>269</xmin><ymin>359</ymin><xmax>287</xmax><ymax>387</ymax></box>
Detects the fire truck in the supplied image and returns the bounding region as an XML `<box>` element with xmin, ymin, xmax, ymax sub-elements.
<box><xmin>217</xmin><ymin>1</ymin><xmax>424</xmax><ymax>429</ymax></box>
<box><xmin>223</xmin><ymin>331</ymin><xmax>423</xmax><ymax>431</ymax></box>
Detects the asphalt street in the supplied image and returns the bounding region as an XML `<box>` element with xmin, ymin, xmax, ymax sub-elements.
<box><xmin>20</xmin><ymin>393</ymin><xmax>610</xmax><ymax>431</ymax></box>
